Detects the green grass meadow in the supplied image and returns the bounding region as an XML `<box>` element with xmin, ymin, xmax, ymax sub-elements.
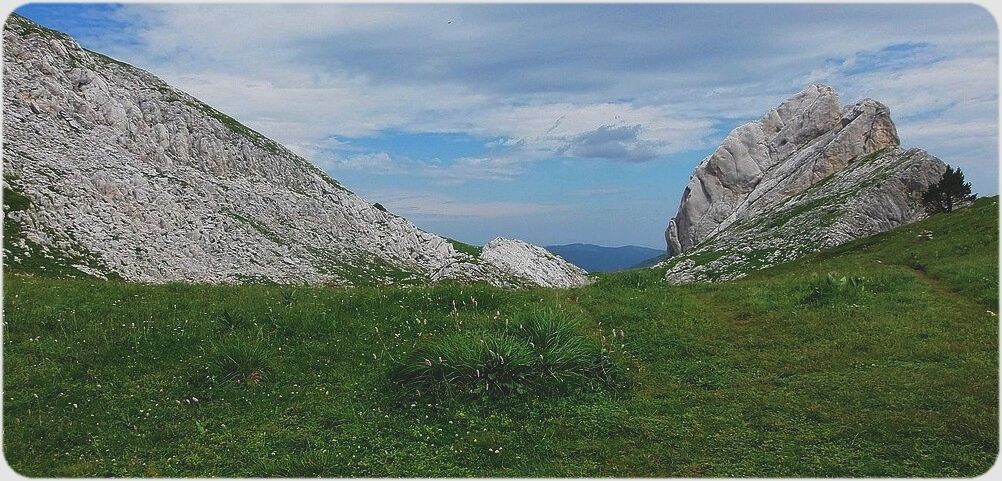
<box><xmin>3</xmin><ymin>198</ymin><xmax>998</xmax><ymax>476</ymax></box>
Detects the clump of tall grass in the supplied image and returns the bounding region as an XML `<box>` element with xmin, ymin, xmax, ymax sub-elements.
<box><xmin>219</xmin><ymin>309</ymin><xmax>244</xmax><ymax>330</ymax></box>
<box><xmin>208</xmin><ymin>334</ymin><xmax>270</xmax><ymax>384</ymax></box>
<box><xmin>514</xmin><ymin>310</ymin><xmax>606</xmax><ymax>382</ymax></box>
<box><xmin>279</xmin><ymin>288</ymin><xmax>296</xmax><ymax>306</ymax></box>
<box><xmin>802</xmin><ymin>273</ymin><xmax>867</xmax><ymax>306</ymax></box>
<box><xmin>393</xmin><ymin>331</ymin><xmax>536</xmax><ymax>395</ymax></box>
<box><xmin>390</xmin><ymin>309</ymin><xmax>621</xmax><ymax>397</ymax></box>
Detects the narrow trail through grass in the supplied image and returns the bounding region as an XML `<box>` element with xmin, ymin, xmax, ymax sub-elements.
<box><xmin>910</xmin><ymin>265</ymin><xmax>974</xmax><ymax>304</ymax></box>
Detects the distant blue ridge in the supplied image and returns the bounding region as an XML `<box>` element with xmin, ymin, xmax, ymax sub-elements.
<box><xmin>545</xmin><ymin>244</ymin><xmax>664</xmax><ymax>273</ymax></box>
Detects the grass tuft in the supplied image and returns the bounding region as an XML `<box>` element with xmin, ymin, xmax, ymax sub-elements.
<box><xmin>514</xmin><ymin>310</ymin><xmax>604</xmax><ymax>382</ymax></box>
<box><xmin>391</xmin><ymin>310</ymin><xmax>618</xmax><ymax>397</ymax></box>
<box><xmin>802</xmin><ymin>272</ymin><xmax>867</xmax><ymax>306</ymax></box>
<box><xmin>208</xmin><ymin>335</ymin><xmax>271</xmax><ymax>384</ymax></box>
<box><xmin>279</xmin><ymin>288</ymin><xmax>296</xmax><ymax>306</ymax></box>
<box><xmin>391</xmin><ymin>331</ymin><xmax>534</xmax><ymax>396</ymax></box>
<box><xmin>219</xmin><ymin>309</ymin><xmax>244</xmax><ymax>330</ymax></box>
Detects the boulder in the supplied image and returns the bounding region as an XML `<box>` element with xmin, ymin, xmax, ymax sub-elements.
<box><xmin>480</xmin><ymin>238</ymin><xmax>591</xmax><ymax>288</ymax></box>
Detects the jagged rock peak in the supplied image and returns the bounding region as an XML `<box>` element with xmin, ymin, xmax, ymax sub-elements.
<box><xmin>2</xmin><ymin>14</ymin><xmax>589</xmax><ymax>288</ymax></box>
<box><xmin>658</xmin><ymin>84</ymin><xmax>945</xmax><ymax>284</ymax></box>
<box><xmin>665</xmin><ymin>84</ymin><xmax>900</xmax><ymax>257</ymax></box>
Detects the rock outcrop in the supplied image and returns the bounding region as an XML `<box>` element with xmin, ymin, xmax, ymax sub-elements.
<box><xmin>479</xmin><ymin>238</ymin><xmax>590</xmax><ymax>288</ymax></box>
<box><xmin>2</xmin><ymin>14</ymin><xmax>589</xmax><ymax>288</ymax></box>
<box><xmin>661</xmin><ymin>85</ymin><xmax>946</xmax><ymax>283</ymax></box>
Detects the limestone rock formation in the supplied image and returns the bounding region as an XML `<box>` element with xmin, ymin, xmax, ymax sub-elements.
<box><xmin>479</xmin><ymin>238</ymin><xmax>590</xmax><ymax>288</ymax></box>
<box><xmin>2</xmin><ymin>14</ymin><xmax>589</xmax><ymax>288</ymax></box>
<box><xmin>661</xmin><ymin>85</ymin><xmax>947</xmax><ymax>283</ymax></box>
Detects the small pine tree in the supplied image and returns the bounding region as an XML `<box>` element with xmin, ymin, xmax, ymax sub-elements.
<box><xmin>922</xmin><ymin>166</ymin><xmax>976</xmax><ymax>214</ymax></box>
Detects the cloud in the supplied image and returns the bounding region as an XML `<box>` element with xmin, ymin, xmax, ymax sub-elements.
<box><xmin>571</xmin><ymin>186</ymin><xmax>632</xmax><ymax>197</ymax></box>
<box><xmin>445</xmin><ymin>155</ymin><xmax>527</xmax><ymax>181</ymax></box>
<box><xmin>559</xmin><ymin>124</ymin><xmax>660</xmax><ymax>162</ymax></box>
<box><xmin>26</xmin><ymin>3</ymin><xmax>996</xmax><ymax>195</ymax></box>
<box><xmin>321</xmin><ymin>152</ymin><xmax>401</xmax><ymax>174</ymax></box>
<box><xmin>475</xmin><ymin>102</ymin><xmax>715</xmax><ymax>164</ymax></box>
<box><xmin>321</xmin><ymin>151</ymin><xmax>525</xmax><ymax>181</ymax></box>
<box><xmin>362</xmin><ymin>190</ymin><xmax>569</xmax><ymax>219</ymax></box>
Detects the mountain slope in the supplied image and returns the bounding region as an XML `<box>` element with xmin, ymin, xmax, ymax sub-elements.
<box><xmin>661</xmin><ymin>85</ymin><xmax>946</xmax><ymax>283</ymax></box>
<box><xmin>545</xmin><ymin>244</ymin><xmax>663</xmax><ymax>273</ymax></box>
<box><xmin>1</xmin><ymin>14</ymin><xmax>588</xmax><ymax>288</ymax></box>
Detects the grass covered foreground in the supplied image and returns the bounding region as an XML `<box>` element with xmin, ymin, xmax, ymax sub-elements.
<box><xmin>3</xmin><ymin>198</ymin><xmax>999</xmax><ymax>476</ymax></box>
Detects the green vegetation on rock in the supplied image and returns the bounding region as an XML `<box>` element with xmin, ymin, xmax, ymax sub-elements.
<box><xmin>3</xmin><ymin>179</ymin><xmax>115</xmax><ymax>280</ymax></box>
<box><xmin>6</xmin><ymin>13</ymin><xmax>71</xmax><ymax>42</ymax></box>
<box><xmin>446</xmin><ymin>238</ymin><xmax>483</xmax><ymax>257</ymax></box>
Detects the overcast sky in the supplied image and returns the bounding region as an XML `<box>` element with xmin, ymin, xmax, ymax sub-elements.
<box><xmin>14</xmin><ymin>3</ymin><xmax>999</xmax><ymax>249</ymax></box>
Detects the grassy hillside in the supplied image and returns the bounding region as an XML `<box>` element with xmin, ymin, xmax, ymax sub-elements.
<box><xmin>3</xmin><ymin>198</ymin><xmax>998</xmax><ymax>476</ymax></box>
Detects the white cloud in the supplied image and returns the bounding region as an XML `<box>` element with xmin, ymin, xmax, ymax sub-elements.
<box><xmin>828</xmin><ymin>55</ymin><xmax>998</xmax><ymax>193</ymax></box>
<box><xmin>362</xmin><ymin>190</ymin><xmax>569</xmax><ymax>219</ymax></box>
<box><xmin>320</xmin><ymin>152</ymin><xmax>401</xmax><ymax>174</ymax></box>
<box><xmin>571</xmin><ymin>186</ymin><xmax>632</xmax><ymax>197</ymax></box>
<box><xmin>482</xmin><ymin>102</ymin><xmax>715</xmax><ymax>162</ymax></box>
<box><xmin>321</xmin><ymin>151</ymin><xmax>526</xmax><ymax>181</ymax></box>
<box><xmin>81</xmin><ymin>4</ymin><xmax>996</xmax><ymax>193</ymax></box>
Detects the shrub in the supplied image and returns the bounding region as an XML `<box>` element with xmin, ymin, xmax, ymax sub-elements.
<box><xmin>803</xmin><ymin>273</ymin><xmax>866</xmax><ymax>306</ymax></box>
<box><xmin>209</xmin><ymin>335</ymin><xmax>270</xmax><ymax>384</ymax></box>
<box><xmin>390</xmin><ymin>310</ymin><xmax>620</xmax><ymax>397</ymax></box>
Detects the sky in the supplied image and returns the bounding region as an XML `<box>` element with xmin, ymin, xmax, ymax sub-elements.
<box><xmin>12</xmin><ymin>3</ymin><xmax>1000</xmax><ymax>249</ymax></box>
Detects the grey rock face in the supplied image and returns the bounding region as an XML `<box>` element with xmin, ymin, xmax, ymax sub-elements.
<box><xmin>661</xmin><ymin>85</ymin><xmax>945</xmax><ymax>283</ymax></box>
<box><xmin>2</xmin><ymin>15</ymin><xmax>589</xmax><ymax>288</ymax></box>
<box><xmin>479</xmin><ymin>238</ymin><xmax>591</xmax><ymax>288</ymax></box>
<box><xmin>666</xmin><ymin>85</ymin><xmax>900</xmax><ymax>256</ymax></box>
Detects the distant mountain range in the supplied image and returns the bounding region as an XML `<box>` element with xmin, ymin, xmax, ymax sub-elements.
<box><xmin>545</xmin><ymin>244</ymin><xmax>664</xmax><ymax>273</ymax></box>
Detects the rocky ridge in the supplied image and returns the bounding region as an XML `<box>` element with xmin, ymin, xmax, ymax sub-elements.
<box><xmin>479</xmin><ymin>238</ymin><xmax>590</xmax><ymax>288</ymax></box>
<box><xmin>661</xmin><ymin>85</ymin><xmax>947</xmax><ymax>283</ymax></box>
<box><xmin>2</xmin><ymin>14</ymin><xmax>589</xmax><ymax>288</ymax></box>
